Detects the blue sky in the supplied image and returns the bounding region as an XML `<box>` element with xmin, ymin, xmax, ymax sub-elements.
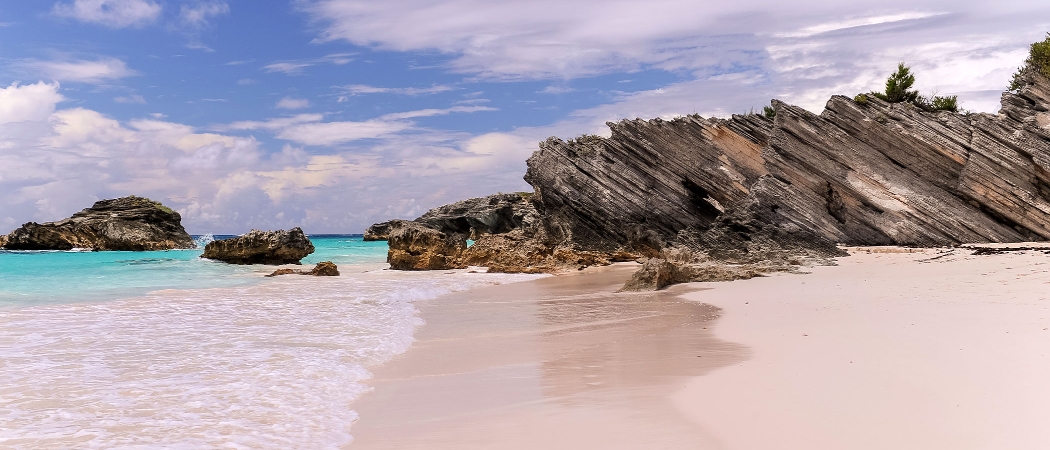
<box><xmin>1</xmin><ymin>1</ymin><xmax>1048</xmax><ymax>233</ymax></box>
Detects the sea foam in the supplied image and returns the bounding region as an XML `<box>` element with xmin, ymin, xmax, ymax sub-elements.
<box><xmin>0</xmin><ymin>268</ymin><xmax>543</xmax><ymax>449</ymax></box>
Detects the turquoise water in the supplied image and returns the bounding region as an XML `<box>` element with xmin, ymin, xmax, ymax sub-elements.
<box><xmin>0</xmin><ymin>235</ymin><xmax>388</xmax><ymax>306</ymax></box>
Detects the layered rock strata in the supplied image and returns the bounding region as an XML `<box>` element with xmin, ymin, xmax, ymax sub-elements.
<box><xmin>201</xmin><ymin>228</ymin><xmax>315</xmax><ymax>265</ymax></box>
<box><xmin>2</xmin><ymin>196</ymin><xmax>195</xmax><ymax>251</ymax></box>
<box><xmin>371</xmin><ymin>62</ymin><xmax>1050</xmax><ymax>288</ymax></box>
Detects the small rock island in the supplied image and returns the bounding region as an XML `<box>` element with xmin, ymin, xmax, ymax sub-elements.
<box><xmin>201</xmin><ymin>228</ymin><xmax>315</xmax><ymax>265</ymax></box>
<box><xmin>1</xmin><ymin>196</ymin><xmax>195</xmax><ymax>251</ymax></box>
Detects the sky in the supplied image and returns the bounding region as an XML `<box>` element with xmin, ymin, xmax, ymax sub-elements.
<box><xmin>1</xmin><ymin>1</ymin><xmax>1048</xmax><ymax>234</ymax></box>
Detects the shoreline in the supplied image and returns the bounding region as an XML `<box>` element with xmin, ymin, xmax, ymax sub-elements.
<box><xmin>345</xmin><ymin>262</ymin><xmax>747</xmax><ymax>449</ymax></box>
<box><xmin>347</xmin><ymin>245</ymin><xmax>1050</xmax><ymax>448</ymax></box>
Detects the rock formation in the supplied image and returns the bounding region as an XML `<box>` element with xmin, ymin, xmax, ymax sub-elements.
<box><xmin>369</xmin><ymin>58</ymin><xmax>1050</xmax><ymax>289</ymax></box>
<box><xmin>201</xmin><ymin>228</ymin><xmax>315</xmax><ymax>265</ymax></box>
<box><xmin>2</xmin><ymin>196</ymin><xmax>195</xmax><ymax>251</ymax></box>
<box><xmin>265</xmin><ymin>261</ymin><xmax>340</xmax><ymax>277</ymax></box>
<box><xmin>363</xmin><ymin>220</ymin><xmax>408</xmax><ymax>241</ymax></box>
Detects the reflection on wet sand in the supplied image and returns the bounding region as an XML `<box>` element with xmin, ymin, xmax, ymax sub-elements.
<box><xmin>347</xmin><ymin>263</ymin><xmax>748</xmax><ymax>449</ymax></box>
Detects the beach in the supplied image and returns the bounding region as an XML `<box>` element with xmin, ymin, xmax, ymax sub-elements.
<box><xmin>348</xmin><ymin>246</ymin><xmax>1050</xmax><ymax>449</ymax></box>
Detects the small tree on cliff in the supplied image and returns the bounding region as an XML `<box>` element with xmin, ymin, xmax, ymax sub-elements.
<box><xmin>871</xmin><ymin>63</ymin><xmax>919</xmax><ymax>103</ymax></box>
<box><xmin>866</xmin><ymin>63</ymin><xmax>958</xmax><ymax>112</ymax></box>
<box><xmin>1009</xmin><ymin>33</ymin><xmax>1050</xmax><ymax>92</ymax></box>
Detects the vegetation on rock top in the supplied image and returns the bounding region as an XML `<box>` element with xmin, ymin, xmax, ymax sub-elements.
<box><xmin>1010</xmin><ymin>33</ymin><xmax>1050</xmax><ymax>92</ymax></box>
<box><xmin>867</xmin><ymin>63</ymin><xmax>959</xmax><ymax>113</ymax></box>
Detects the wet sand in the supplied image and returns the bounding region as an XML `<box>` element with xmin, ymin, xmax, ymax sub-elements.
<box><xmin>348</xmin><ymin>246</ymin><xmax>1050</xmax><ymax>449</ymax></box>
<box><xmin>346</xmin><ymin>263</ymin><xmax>745</xmax><ymax>449</ymax></box>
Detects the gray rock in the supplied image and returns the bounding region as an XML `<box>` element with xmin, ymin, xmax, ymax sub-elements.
<box><xmin>363</xmin><ymin>220</ymin><xmax>410</xmax><ymax>241</ymax></box>
<box><xmin>201</xmin><ymin>228</ymin><xmax>315</xmax><ymax>265</ymax></box>
<box><xmin>2</xmin><ymin>196</ymin><xmax>194</xmax><ymax>251</ymax></box>
<box><xmin>372</xmin><ymin>59</ymin><xmax>1050</xmax><ymax>286</ymax></box>
<box><xmin>526</xmin><ymin>60</ymin><xmax>1050</xmax><ymax>257</ymax></box>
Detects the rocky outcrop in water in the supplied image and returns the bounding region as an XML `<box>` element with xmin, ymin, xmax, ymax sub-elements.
<box><xmin>265</xmin><ymin>261</ymin><xmax>340</xmax><ymax>277</ymax></box>
<box><xmin>2</xmin><ymin>196</ymin><xmax>195</xmax><ymax>251</ymax></box>
<box><xmin>201</xmin><ymin>228</ymin><xmax>315</xmax><ymax>265</ymax></box>
<box><xmin>370</xmin><ymin>59</ymin><xmax>1050</xmax><ymax>288</ymax></box>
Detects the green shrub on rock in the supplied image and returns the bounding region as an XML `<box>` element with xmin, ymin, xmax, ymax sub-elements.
<box><xmin>871</xmin><ymin>63</ymin><xmax>919</xmax><ymax>103</ymax></box>
<box><xmin>854</xmin><ymin>93</ymin><xmax>869</xmax><ymax>105</ymax></box>
<box><xmin>1010</xmin><ymin>33</ymin><xmax>1050</xmax><ymax>92</ymax></box>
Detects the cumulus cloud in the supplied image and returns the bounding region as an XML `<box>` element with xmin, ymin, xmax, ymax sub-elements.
<box><xmin>24</xmin><ymin>57</ymin><xmax>135</xmax><ymax>84</ymax></box>
<box><xmin>0</xmin><ymin>94</ymin><xmax>527</xmax><ymax>233</ymax></box>
<box><xmin>275</xmin><ymin>97</ymin><xmax>310</xmax><ymax>110</ymax></box>
<box><xmin>0</xmin><ymin>82</ymin><xmax>64</xmax><ymax>125</ymax></box>
<box><xmin>52</xmin><ymin>0</ymin><xmax>162</xmax><ymax>28</ymax></box>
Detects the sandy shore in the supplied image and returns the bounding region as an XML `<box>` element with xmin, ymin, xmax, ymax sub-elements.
<box><xmin>347</xmin><ymin>246</ymin><xmax>1050</xmax><ymax>449</ymax></box>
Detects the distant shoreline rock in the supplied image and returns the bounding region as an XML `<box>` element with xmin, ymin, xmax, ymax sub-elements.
<box><xmin>201</xmin><ymin>228</ymin><xmax>315</xmax><ymax>265</ymax></box>
<box><xmin>1</xmin><ymin>196</ymin><xmax>194</xmax><ymax>251</ymax></box>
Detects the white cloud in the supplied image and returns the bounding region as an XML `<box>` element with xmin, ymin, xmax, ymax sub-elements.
<box><xmin>222</xmin><ymin>114</ymin><xmax>325</xmax><ymax>131</ymax></box>
<box><xmin>774</xmin><ymin>12</ymin><xmax>945</xmax><ymax>38</ymax></box>
<box><xmin>275</xmin><ymin>121</ymin><xmax>411</xmax><ymax>146</ymax></box>
<box><xmin>114</xmin><ymin>94</ymin><xmax>146</xmax><ymax>104</ymax></box>
<box><xmin>539</xmin><ymin>85</ymin><xmax>575</xmax><ymax>94</ymax></box>
<box><xmin>300</xmin><ymin>0</ymin><xmax>1046</xmax><ymax>83</ymax></box>
<box><xmin>52</xmin><ymin>0</ymin><xmax>162</xmax><ymax>28</ymax></box>
<box><xmin>180</xmin><ymin>1</ymin><xmax>229</xmax><ymax>27</ymax></box>
<box><xmin>263</xmin><ymin>62</ymin><xmax>312</xmax><ymax>75</ymax></box>
<box><xmin>0</xmin><ymin>82</ymin><xmax>64</xmax><ymax>125</ymax></box>
<box><xmin>276</xmin><ymin>97</ymin><xmax>310</xmax><ymax>110</ymax></box>
<box><xmin>336</xmin><ymin>84</ymin><xmax>454</xmax><ymax>96</ymax></box>
<box><xmin>25</xmin><ymin>57</ymin><xmax>135</xmax><ymax>83</ymax></box>
<box><xmin>263</xmin><ymin>54</ymin><xmax>355</xmax><ymax>75</ymax></box>
<box><xmin>378</xmin><ymin>106</ymin><xmax>497</xmax><ymax>120</ymax></box>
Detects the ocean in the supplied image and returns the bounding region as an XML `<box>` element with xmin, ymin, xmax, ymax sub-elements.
<box><xmin>0</xmin><ymin>235</ymin><xmax>541</xmax><ymax>448</ymax></box>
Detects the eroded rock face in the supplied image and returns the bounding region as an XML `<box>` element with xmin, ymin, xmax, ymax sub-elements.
<box><xmin>414</xmin><ymin>193</ymin><xmax>537</xmax><ymax>239</ymax></box>
<box><xmin>363</xmin><ymin>220</ymin><xmax>410</xmax><ymax>241</ymax></box>
<box><xmin>386</xmin><ymin>222</ymin><xmax>466</xmax><ymax>270</ymax></box>
<box><xmin>527</xmin><ymin>62</ymin><xmax>1050</xmax><ymax>254</ymax></box>
<box><xmin>202</xmin><ymin>228</ymin><xmax>315</xmax><ymax>265</ymax></box>
<box><xmin>2</xmin><ymin>196</ymin><xmax>195</xmax><ymax>251</ymax></box>
<box><xmin>372</xmin><ymin>61</ymin><xmax>1050</xmax><ymax>287</ymax></box>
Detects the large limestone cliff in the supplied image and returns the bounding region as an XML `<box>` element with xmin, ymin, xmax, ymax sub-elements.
<box><xmin>2</xmin><ymin>196</ymin><xmax>195</xmax><ymax>251</ymax></box>
<box><xmin>373</xmin><ymin>61</ymin><xmax>1050</xmax><ymax>285</ymax></box>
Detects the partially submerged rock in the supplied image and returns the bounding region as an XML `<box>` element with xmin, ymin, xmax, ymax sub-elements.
<box><xmin>265</xmin><ymin>261</ymin><xmax>340</xmax><ymax>277</ymax></box>
<box><xmin>2</xmin><ymin>196</ymin><xmax>194</xmax><ymax>251</ymax></box>
<box><xmin>202</xmin><ymin>228</ymin><xmax>315</xmax><ymax>265</ymax></box>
